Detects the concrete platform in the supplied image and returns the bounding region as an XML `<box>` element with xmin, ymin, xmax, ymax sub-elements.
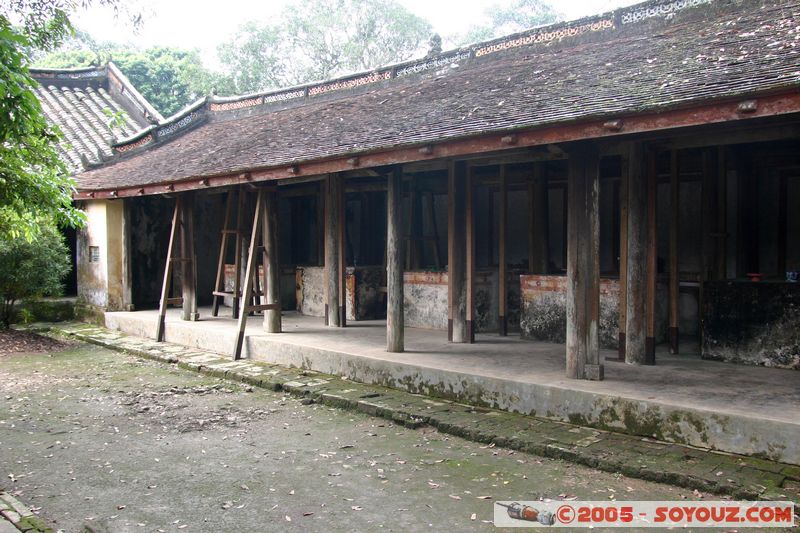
<box><xmin>105</xmin><ymin>308</ymin><xmax>800</xmax><ymax>465</ymax></box>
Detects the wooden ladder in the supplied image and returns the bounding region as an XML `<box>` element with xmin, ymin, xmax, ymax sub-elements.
<box><xmin>156</xmin><ymin>193</ymin><xmax>198</xmax><ymax>342</ymax></box>
<box><xmin>233</xmin><ymin>187</ymin><xmax>281</xmax><ymax>360</ymax></box>
<box><xmin>211</xmin><ymin>187</ymin><xmax>248</xmax><ymax>318</ymax></box>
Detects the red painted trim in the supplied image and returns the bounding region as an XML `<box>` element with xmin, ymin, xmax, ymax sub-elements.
<box><xmin>74</xmin><ymin>91</ymin><xmax>800</xmax><ymax>200</ymax></box>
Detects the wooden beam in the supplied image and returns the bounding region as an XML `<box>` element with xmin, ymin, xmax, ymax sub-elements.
<box><xmin>618</xmin><ymin>155</ymin><xmax>629</xmax><ymax>361</ymax></box>
<box><xmin>625</xmin><ymin>142</ymin><xmax>648</xmax><ymax>365</ymax></box>
<box><xmin>156</xmin><ymin>197</ymin><xmax>181</xmax><ymax>342</ymax></box>
<box><xmin>566</xmin><ymin>142</ymin><xmax>602</xmax><ymax>380</ymax></box>
<box><xmin>386</xmin><ymin>168</ymin><xmax>404</xmax><ymax>352</ymax></box>
<box><xmin>466</xmin><ymin>166</ymin><xmax>475</xmax><ymax>343</ymax></box>
<box><xmin>75</xmin><ymin>91</ymin><xmax>800</xmax><ymax>200</ymax></box>
<box><xmin>233</xmin><ymin>189</ymin><xmax>266</xmax><ymax>359</ymax></box>
<box><xmin>263</xmin><ymin>189</ymin><xmax>281</xmax><ymax>333</ymax></box>
<box><xmin>645</xmin><ymin>147</ymin><xmax>657</xmax><ymax>365</ymax></box>
<box><xmin>447</xmin><ymin>161</ymin><xmax>468</xmax><ymax>342</ymax></box>
<box><xmin>498</xmin><ymin>165</ymin><xmax>508</xmax><ymax>336</ymax></box>
<box><xmin>233</xmin><ymin>188</ymin><xmax>246</xmax><ymax>319</ymax></box>
<box><xmin>669</xmin><ymin>150</ymin><xmax>680</xmax><ymax>354</ymax></box>
<box><xmin>180</xmin><ymin>192</ymin><xmax>198</xmax><ymax>321</ymax></box>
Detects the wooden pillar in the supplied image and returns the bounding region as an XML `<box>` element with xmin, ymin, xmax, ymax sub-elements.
<box><xmin>645</xmin><ymin>148</ymin><xmax>657</xmax><ymax>365</ymax></box>
<box><xmin>324</xmin><ymin>173</ymin><xmax>343</xmax><ymax>327</ymax></box>
<box><xmin>625</xmin><ymin>142</ymin><xmax>648</xmax><ymax>365</ymax></box>
<box><xmin>566</xmin><ymin>143</ymin><xmax>602</xmax><ymax>380</ymax></box>
<box><xmin>618</xmin><ymin>156</ymin><xmax>629</xmax><ymax>361</ymax></box>
<box><xmin>180</xmin><ymin>192</ymin><xmax>198</xmax><ymax>321</ymax></box>
<box><xmin>528</xmin><ymin>164</ymin><xmax>549</xmax><ymax>275</ymax></box>
<box><xmin>447</xmin><ymin>161</ymin><xmax>468</xmax><ymax>343</ymax></box>
<box><xmin>668</xmin><ymin>150</ymin><xmax>680</xmax><ymax>354</ymax></box>
<box><xmin>716</xmin><ymin>146</ymin><xmax>727</xmax><ymax>280</ymax></box>
<box><xmin>466</xmin><ymin>166</ymin><xmax>475</xmax><ymax>343</ymax></box>
<box><xmin>498</xmin><ymin>165</ymin><xmax>508</xmax><ymax>336</ymax></box>
<box><xmin>263</xmin><ymin>189</ymin><xmax>281</xmax><ymax>333</ymax></box>
<box><xmin>386</xmin><ymin>168</ymin><xmax>404</xmax><ymax>352</ymax></box>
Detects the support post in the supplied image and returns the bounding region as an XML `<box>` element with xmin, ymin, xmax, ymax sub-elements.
<box><xmin>668</xmin><ymin>150</ymin><xmax>680</xmax><ymax>354</ymax></box>
<box><xmin>180</xmin><ymin>192</ymin><xmax>198</xmax><ymax>321</ymax></box>
<box><xmin>566</xmin><ymin>143</ymin><xmax>602</xmax><ymax>380</ymax></box>
<box><xmin>528</xmin><ymin>164</ymin><xmax>548</xmax><ymax>274</ymax></box>
<box><xmin>156</xmin><ymin>197</ymin><xmax>181</xmax><ymax>342</ymax></box>
<box><xmin>325</xmin><ymin>173</ymin><xmax>344</xmax><ymax>327</ymax></box>
<box><xmin>466</xmin><ymin>166</ymin><xmax>475</xmax><ymax>343</ymax></box>
<box><xmin>645</xmin><ymin>148</ymin><xmax>657</xmax><ymax>364</ymax></box>
<box><xmin>625</xmin><ymin>142</ymin><xmax>649</xmax><ymax>365</ymax></box>
<box><xmin>447</xmin><ymin>161</ymin><xmax>468</xmax><ymax>342</ymax></box>
<box><xmin>618</xmin><ymin>156</ymin><xmax>629</xmax><ymax>360</ymax></box>
<box><xmin>498</xmin><ymin>165</ymin><xmax>507</xmax><ymax>336</ymax></box>
<box><xmin>386</xmin><ymin>168</ymin><xmax>404</xmax><ymax>352</ymax></box>
<box><xmin>263</xmin><ymin>189</ymin><xmax>281</xmax><ymax>333</ymax></box>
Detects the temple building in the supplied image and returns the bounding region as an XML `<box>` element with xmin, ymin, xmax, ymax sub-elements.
<box><xmin>68</xmin><ymin>0</ymin><xmax>800</xmax><ymax>465</ymax></box>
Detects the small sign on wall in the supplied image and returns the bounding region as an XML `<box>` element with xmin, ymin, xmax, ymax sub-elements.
<box><xmin>89</xmin><ymin>246</ymin><xmax>100</xmax><ymax>263</ymax></box>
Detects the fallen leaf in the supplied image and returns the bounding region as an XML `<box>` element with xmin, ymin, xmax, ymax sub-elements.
<box><xmin>285</xmin><ymin>515</ymin><xmax>292</xmax><ymax>522</ymax></box>
<box><xmin>449</xmin><ymin>495</ymin><xmax>461</xmax><ymax>500</ymax></box>
<box><xmin>477</xmin><ymin>495</ymin><xmax>492</xmax><ymax>500</ymax></box>
<box><xmin>303</xmin><ymin>512</ymin><xmax>314</xmax><ymax>517</ymax></box>
<box><xmin>470</xmin><ymin>513</ymin><xmax>477</xmax><ymax>520</ymax></box>
<box><xmin>351</xmin><ymin>506</ymin><xmax>363</xmax><ymax>511</ymax></box>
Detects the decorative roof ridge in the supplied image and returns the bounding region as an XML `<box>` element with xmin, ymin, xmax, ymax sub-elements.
<box><xmin>104</xmin><ymin>0</ymin><xmax>719</xmax><ymax>160</ymax></box>
<box><xmin>29</xmin><ymin>64</ymin><xmax>108</xmax><ymax>77</ymax></box>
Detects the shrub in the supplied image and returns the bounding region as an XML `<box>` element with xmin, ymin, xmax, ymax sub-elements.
<box><xmin>0</xmin><ymin>224</ymin><xmax>71</xmax><ymax>328</ymax></box>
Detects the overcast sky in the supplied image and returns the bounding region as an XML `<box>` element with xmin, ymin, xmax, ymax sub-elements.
<box><xmin>72</xmin><ymin>0</ymin><xmax>639</xmax><ymax>68</ymax></box>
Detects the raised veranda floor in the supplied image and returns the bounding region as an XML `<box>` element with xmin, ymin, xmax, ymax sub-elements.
<box><xmin>105</xmin><ymin>307</ymin><xmax>800</xmax><ymax>464</ymax></box>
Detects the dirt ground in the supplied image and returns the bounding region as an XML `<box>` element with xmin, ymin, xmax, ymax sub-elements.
<box><xmin>0</xmin><ymin>329</ymin><xmax>73</xmax><ymax>356</ymax></box>
<box><xmin>0</xmin><ymin>341</ymin><xmax>751</xmax><ymax>532</ymax></box>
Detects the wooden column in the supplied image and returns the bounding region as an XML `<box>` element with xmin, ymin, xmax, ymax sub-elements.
<box><xmin>447</xmin><ymin>161</ymin><xmax>468</xmax><ymax>343</ymax></box>
<box><xmin>263</xmin><ymin>189</ymin><xmax>281</xmax><ymax>333</ymax></box>
<box><xmin>668</xmin><ymin>150</ymin><xmax>680</xmax><ymax>354</ymax></box>
<box><xmin>566</xmin><ymin>143</ymin><xmax>602</xmax><ymax>380</ymax></box>
<box><xmin>715</xmin><ymin>146</ymin><xmax>727</xmax><ymax>280</ymax></box>
<box><xmin>325</xmin><ymin>173</ymin><xmax>344</xmax><ymax>327</ymax></box>
<box><xmin>386</xmin><ymin>168</ymin><xmax>404</xmax><ymax>352</ymax></box>
<box><xmin>625</xmin><ymin>142</ymin><xmax>648</xmax><ymax>365</ymax></box>
<box><xmin>466</xmin><ymin>166</ymin><xmax>475</xmax><ymax>343</ymax></box>
<box><xmin>528</xmin><ymin>164</ymin><xmax>549</xmax><ymax>275</ymax></box>
<box><xmin>498</xmin><ymin>165</ymin><xmax>508</xmax><ymax>336</ymax></box>
<box><xmin>618</xmin><ymin>156</ymin><xmax>629</xmax><ymax>361</ymax></box>
<box><xmin>180</xmin><ymin>192</ymin><xmax>198</xmax><ymax>322</ymax></box>
<box><xmin>645</xmin><ymin>148</ymin><xmax>657</xmax><ymax>365</ymax></box>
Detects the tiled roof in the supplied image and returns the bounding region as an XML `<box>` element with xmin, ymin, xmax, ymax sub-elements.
<box><xmin>75</xmin><ymin>0</ymin><xmax>800</xmax><ymax>193</ymax></box>
<box><xmin>30</xmin><ymin>63</ymin><xmax>162</xmax><ymax>173</ymax></box>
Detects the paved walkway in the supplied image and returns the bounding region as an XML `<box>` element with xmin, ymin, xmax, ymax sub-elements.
<box><xmin>104</xmin><ymin>308</ymin><xmax>800</xmax><ymax>465</ymax></box>
<box><xmin>46</xmin><ymin>322</ymin><xmax>800</xmax><ymax>504</ymax></box>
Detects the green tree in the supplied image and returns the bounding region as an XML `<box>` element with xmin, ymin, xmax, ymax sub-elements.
<box><xmin>0</xmin><ymin>10</ymin><xmax>85</xmax><ymax>239</ymax></box>
<box><xmin>217</xmin><ymin>0</ymin><xmax>433</xmax><ymax>94</ymax></box>
<box><xmin>455</xmin><ymin>0</ymin><xmax>562</xmax><ymax>45</ymax></box>
<box><xmin>0</xmin><ymin>223</ymin><xmax>71</xmax><ymax>328</ymax></box>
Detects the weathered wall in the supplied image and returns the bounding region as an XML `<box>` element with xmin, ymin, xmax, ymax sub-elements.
<box><xmin>77</xmin><ymin>201</ymin><xmax>108</xmax><ymax>310</ymax></box>
<box><xmin>76</xmin><ymin>200</ymin><xmax>130</xmax><ymax>313</ymax></box>
<box><xmin>403</xmin><ymin>271</ymin><xmax>448</xmax><ymax>330</ymax></box>
<box><xmin>703</xmin><ymin>281</ymin><xmax>800</xmax><ymax>369</ymax></box>
<box><xmin>296</xmin><ymin>266</ymin><xmax>383</xmax><ymax>320</ymax></box>
<box><xmin>520</xmin><ymin>275</ymin><xmax>667</xmax><ymax>349</ymax></box>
